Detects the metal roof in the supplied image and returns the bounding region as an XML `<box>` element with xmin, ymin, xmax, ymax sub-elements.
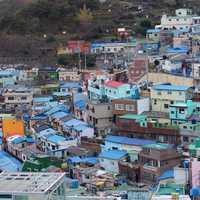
<box><xmin>0</xmin><ymin>172</ymin><xmax>65</xmax><ymax>195</ymax></box>
<box><xmin>105</xmin><ymin>135</ymin><xmax>156</xmax><ymax>146</ymax></box>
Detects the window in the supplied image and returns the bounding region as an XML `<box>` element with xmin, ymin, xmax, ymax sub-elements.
<box><xmin>179</xmin><ymin>92</ymin><xmax>182</xmax><ymax>95</ymax></box>
<box><xmin>154</xmin><ymin>99</ymin><xmax>157</xmax><ymax>105</ymax></box>
<box><xmin>179</xmin><ymin>108</ymin><xmax>185</xmax><ymax>114</ymax></box>
<box><xmin>126</xmin><ymin>105</ymin><xmax>135</xmax><ymax>111</ymax></box>
<box><xmin>115</xmin><ymin>104</ymin><xmax>124</xmax><ymax>110</ymax></box>
<box><xmin>164</xmin><ymin>104</ymin><xmax>169</xmax><ymax>109</ymax></box>
<box><xmin>21</xmin><ymin>96</ymin><xmax>27</xmax><ymax>100</ymax></box>
<box><xmin>183</xmin><ymin>126</ymin><xmax>187</xmax><ymax>129</ymax></box>
<box><xmin>183</xmin><ymin>136</ymin><xmax>189</xmax><ymax>142</ymax></box>
<box><xmin>167</xmin><ymin>91</ymin><xmax>172</xmax><ymax>94</ymax></box>
<box><xmin>157</xmin><ymin>91</ymin><xmax>161</xmax><ymax>95</ymax></box>
<box><xmin>108</xmin><ymin>106</ymin><xmax>110</xmax><ymax>110</ymax></box>
<box><xmin>8</xmin><ymin>96</ymin><xmax>14</xmax><ymax>100</ymax></box>
<box><xmin>169</xmin><ymin>18</ymin><xmax>172</xmax><ymax>21</ymax></box>
<box><xmin>171</xmin><ymin>111</ymin><xmax>174</xmax><ymax>114</ymax></box>
<box><xmin>170</xmin><ymin>101</ymin><xmax>174</xmax><ymax>104</ymax></box>
<box><xmin>126</xmin><ymin>91</ymin><xmax>130</xmax><ymax>94</ymax></box>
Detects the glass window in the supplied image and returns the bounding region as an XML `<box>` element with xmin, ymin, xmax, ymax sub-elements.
<box><xmin>126</xmin><ymin>105</ymin><xmax>135</xmax><ymax>111</ymax></box>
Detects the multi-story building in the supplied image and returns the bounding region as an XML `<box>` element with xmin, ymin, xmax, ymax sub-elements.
<box><xmin>151</xmin><ymin>83</ymin><xmax>193</xmax><ymax>113</ymax></box>
<box><xmin>88</xmin><ymin>79</ymin><xmax>132</xmax><ymax>101</ymax></box>
<box><xmin>116</xmin><ymin>114</ymin><xmax>181</xmax><ymax>145</ymax></box>
<box><xmin>1</xmin><ymin>85</ymin><xmax>33</xmax><ymax>112</ymax></box>
<box><xmin>58</xmin><ymin>69</ymin><xmax>81</xmax><ymax>81</ymax></box>
<box><xmin>87</xmin><ymin>100</ymin><xmax>113</xmax><ymax>136</ymax></box>
<box><xmin>139</xmin><ymin>143</ymin><xmax>182</xmax><ymax>183</ymax></box>
<box><xmin>112</xmin><ymin>97</ymin><xmax>150</xmax><ymax>121</ymax></box>
<box><xmin>160</xmin><ymin>9</ymin><xmax>200</xmax><ymax>31</ymax></box>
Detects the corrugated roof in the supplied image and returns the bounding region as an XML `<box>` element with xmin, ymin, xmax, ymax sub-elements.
<box><xmin>153</xmin><ymin>84</ymin><xmax>191</xmax><ymax>91</ymax></box>
<box><xmin>105</xmin><ymin>81</ymin><xmax>126</xmax><ymax>88</ymax></box>
<box><xmin>99</xmin><ymin>150</ymin><xmax>127</xmax><ymax>160</ymax></box>
<box><xmin>105</xmin><ymin>135</ymin><xmax>155</xmax><ymax>146</ymax></box>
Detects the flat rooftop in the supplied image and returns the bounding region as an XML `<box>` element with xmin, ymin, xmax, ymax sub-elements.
<box><xmin>0</xmin><ymin>172</ymin><xmax>65</xmax><ymax>195</ymax></box>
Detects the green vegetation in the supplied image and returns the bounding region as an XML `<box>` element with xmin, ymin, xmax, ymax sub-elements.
<box><xmin>22</xmin><ymin>155</ymin><xmax>63</xmax><ymax>172</ymax></box>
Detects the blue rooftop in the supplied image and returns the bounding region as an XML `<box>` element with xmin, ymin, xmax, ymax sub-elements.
<box><xmin>147</xmin><ymin>29</ymin><xmax>161</xmax><ymax>33</ymax></box>
<box><xmin>167</xmin><ymin>47</ymin><xmax>189</xmax><ymax>54</ymax></box>
<box><xmin>0</xmin><ymin>71</ymin><xmax>17</xmax><ymax>78</ymax></box>
<box><xmin>99</xmin><ymin>150</ymin><xmax>127</xmax><ymax>160</ymax></box>
<box><xmin>157</xmin><ymin>170</ymin><xmax>174</xmax><ymax>181</ymax></box>
<box><xmin>64</xmin><ymin>119</ymin><xmax>86</xmax><ymax>127</ymax></box>
<box><xmin>12</xmin><ymin>136</ymin><xmax>35</xmax><ymax>144</ymax></box>
<box><xmin>45</xmin><ymin>104</ymin><xmax>70</xmax><ymax>116</ymax></box>
<box><xmin>51</xmin><ymin>111</ymin><xmax>69</xmax><ymax>120</ymax></box>
<box><xmin>39</xmin><ymin>128</ymin><xmax>57</xmax><ymax>136</ymax></box>
<box><xmin>33</xmin><ymin>96</ymin><xmax>53</xmax><ymax>103</ymax></box>
<box><xmin>0</xmin><ymin>151</ymin><xmax>22</xmax><ymax>172</ymax></box>
<box><xmin>73</xmin><ymin>124</ymin><xmax>90</xmax><ymax>132</ymax></box>
<box><xmin>53</xmin><ymin>92</ymin><xmax>70</xmax><ymax>97</ymax></box>
<box><xmin>47</xmin><ymin>134</ymin><xmax>66</xmax><ymax>144</ymax></box>
<box><xmin>153</xmin><ymin>84</ymin><xmax>192</xmax><ymax>91</ymax></box>
<box><xmin>105</xmin><ymin>135</ymin><xmax>156</xmax><ymax>146</ymax></box>
<box><xmin>60</xmin><ymin>82</ymin><xmax>82</xmax><ymax>89</ymax></box>
<box><xmin>74</xmin><ymin>100</ymin><xmax>86</xmax><ymax>110</ymax></box>
<box><xmin>68</xmin><ymin>156</ymin><xmax>98</xmax><ymax>165</ymax></box>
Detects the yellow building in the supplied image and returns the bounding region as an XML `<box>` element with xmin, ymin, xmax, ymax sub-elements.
<box><xmin>151</xmin><ymin>84</ymin><xmax>193</xmax><ymax>113</ymax></box>
<box><xmin>2</xmin><ymin>118</ymin><xmax>25</xmax><ymax>140</ymax></box>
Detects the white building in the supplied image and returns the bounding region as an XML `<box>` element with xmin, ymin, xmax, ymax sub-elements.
<box><xmin>160</xmin><ymin>9</ymin><xmax>200</xmax><ymax>30</ymax></box>
<box><xmin>98</xmin><ymin>150</ymin><xmax>128</xmax><ymax>174</ymax></box>
<box><xmin>0</xmin><ymin>172</ymin><xmax>66</xmax><ymax>200</ymax></box>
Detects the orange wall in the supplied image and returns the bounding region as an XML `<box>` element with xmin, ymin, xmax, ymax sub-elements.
<box><xmin>2</xmin><ymin>118</ymin><xmax>25</xmax><ymax>139</ymax></box>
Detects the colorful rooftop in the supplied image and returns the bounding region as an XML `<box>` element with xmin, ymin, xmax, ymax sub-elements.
<box><xmin>143</xmin><ymin>143</ymin><xmax>174</xmax><ymax>150</ymax></box>
<box><xmin>99</xmin><ymin>150</ymin><xmax>127</xmax><ymax>160</ymax></box>
<box><xmin>105</xmin><ymin>135</ymin><xmax>156</xmax><ymax>146</ymax></box>
<box><xmin>153</xmin><ymin>84</ymin><xmax>192</xmax><ymax>91</ymax></box>
<box><xmin>105</xmin><ymin>81</ymin><xmax>126</xmax><ymax>88</ymax></box>
<box><xmin>119</xmin><ymin>114</ymin><xmax>146</xmax><ymax>120</ymax></box>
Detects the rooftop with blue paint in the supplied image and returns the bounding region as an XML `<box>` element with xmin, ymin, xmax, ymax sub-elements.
<box><xmin>105</xmin><ymin>135</ymin><xmax>156</xmax><ymax>146</ymax></box>
<box><xmin>74</xmin><ymin>100</ymin><xmax>86</xmax><ymax>110</ymax></box>
<box><xmin>147</xmin><ymin>29</ymin><xmax>161</xmax><ymax>33</ymax></box>
<box><xmin>33</xmin><ymin>96</ymin><xmax>53</xmax><ymax>103</ymax></box>
<box><xmin>99</xmin><ymin>150</ymin><xmax>127</xmax><ymax>160</ymax></box>
<box><xmin>0</xmin><ymin>71</ymin><xmax>17</xmax><ymax>78</ymax></box>
<box><xmin>47</xmin><ymin>134</ymin><xmax>66</xmax><ymax>144</ymax></box>
<box><xmin>60</xmin><ymin>82</ymin><xmax>82</xmax><ymax>89</ymax></box>
<box><xmin>45</xmin><ymin>104</ymin><xmax>70</xmax><ymax>116</ymax></box>
<box><xmin>153</xmin><ymin>84</ymin><xmax>192</xmax><ymax>91</ymax></box>
<box><xmin>167</xmin><ymin>47</ymin><xmax>189</xmax><ymax>54</ymax></box>
<box><xmin>143</xmin><ymin>143</ymin><xmax>174</xmax><ymax>150</ymax></box>
<box><xmin>68</xmin><ymin>156</ymin><xmax>98</xmax><ymax>165</ymax></box>
<box><xmin>53</xmin><ymin>92</ymin><xmax>71</xmax><ymax>97</ymax></box>
<box><xmin>64</xmin><ymin>119</ymin><xmax>86</xmax><ymax>127</ymax></box>
<box><xmin>73</xmin><ymin>124</ymin><xmax>90</xmax><ymax>132</ymax></box>
<box><xmin>0</xmin><ymin>151</ymin><xmax>22</xmax><ymax>172</ymax></box>
<box><xmin>51</xmin><ymin>111</ymin><xmax>69</xmax><ymax>120</ymax></box>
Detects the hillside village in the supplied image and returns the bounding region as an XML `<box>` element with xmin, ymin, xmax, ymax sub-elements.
<box><xmin>1</xmin><ymin>4</ymin><xmax>200</xmax><ymax>200</ymax></box>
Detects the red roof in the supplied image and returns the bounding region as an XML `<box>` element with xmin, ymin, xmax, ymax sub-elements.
<box><xmin>105</xmin><ymin>81</ymin><xmax>125</xmax><ymax>88</ymax></box>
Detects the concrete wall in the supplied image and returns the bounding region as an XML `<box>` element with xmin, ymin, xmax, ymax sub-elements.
<box><xmin>139</xmin><ymin>72</ymin><xmax>194</xmax><ymax>87</ymax></box>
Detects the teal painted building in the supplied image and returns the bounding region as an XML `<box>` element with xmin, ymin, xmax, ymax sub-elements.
<box><xmin>169</xmin><ymin>100</ymin><xmax>200</xmax><ymax>131</ymax></box>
